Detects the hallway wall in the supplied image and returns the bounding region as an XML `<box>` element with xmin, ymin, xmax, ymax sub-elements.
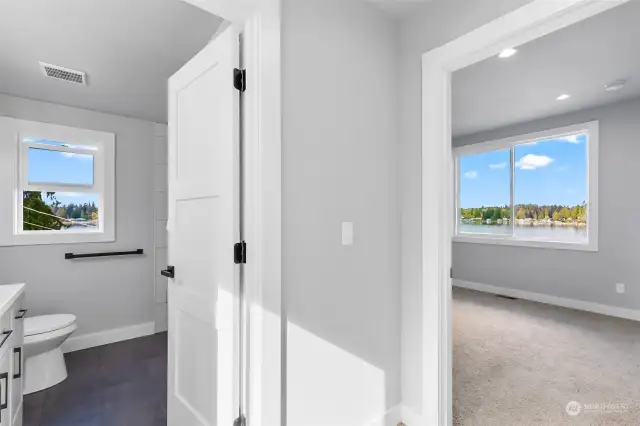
<box><xmin>282</xmin><ymin>0</ymin><xmax>401</xmax><ymax>424</ymax></box>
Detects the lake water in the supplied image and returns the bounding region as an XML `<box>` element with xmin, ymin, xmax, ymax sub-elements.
<box><xmin>458</xmin><ymin>224</ymin><xmax>587</xmax><ymax>243</ymax></box>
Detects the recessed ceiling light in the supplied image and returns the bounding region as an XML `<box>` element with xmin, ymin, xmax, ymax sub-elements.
<box><xmin>556</xmin><ymin>94</ymin><xmax>571</xmax><ymax>101</ymax></box>
<box><xmin>605</xmin><ymin>79</ymin><xmax>626</xmax><ymax>91</ymax></box>
<box><xmin>498</xmin><ymin>48</ymin><xmax>518</xmax><ymax>59</ymax></box>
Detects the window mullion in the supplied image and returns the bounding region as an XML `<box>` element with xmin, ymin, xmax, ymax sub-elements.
<box><xmin>510</xmin><ymin>146</ymin><xmax>515</xmax><ymax>239</ymax></box>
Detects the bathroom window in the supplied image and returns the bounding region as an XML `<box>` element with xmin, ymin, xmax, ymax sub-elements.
<box><xmin>0</xmin><ymin>118</ymin><xmax>115</xmax><ymax>246</ymax></box>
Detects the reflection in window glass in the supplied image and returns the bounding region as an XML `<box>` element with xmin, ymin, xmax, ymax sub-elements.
<box><xmin>22</xmin><ymin>191</ymin><xmax>99</xmax><ymax>232</ymax></box>
<box><xmin>514</xmin><ymin>134</ymin><xmax>588</xmax><ymax>243</ymax></box>
<box><xmin>458</xmin><ymin>149</ymin><xmax>512</xmax><ymax>235</ymax></box>
<box><xmin>27</xmin><ymin>147</ymin><xmax>94</xmax><ymax>186</ymax></box>
<box><xmin>23</xmin><ymin>138</ymin><xmax>98</xmax><ymax>151</ymax></box>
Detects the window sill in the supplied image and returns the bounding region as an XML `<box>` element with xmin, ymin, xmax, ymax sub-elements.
<box><xmin>453</xmin><ymin>235</ymin><xmax>598</xmax><ymax>252</ymax></box>
<box><xmin>0</xmin><ymin>231</ymin><xmax>115</xmax><ymax>247</ymax></box>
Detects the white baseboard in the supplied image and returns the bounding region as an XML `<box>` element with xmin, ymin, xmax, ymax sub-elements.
<box><xmin>454</xmin><ymin>279</ymin><xmax>640</xmax><ymax>322</ymax></box>
<box><xmin>62</xmin><ymin>321</ymin><xmax>156</xmax><ymax>353</ymax></box>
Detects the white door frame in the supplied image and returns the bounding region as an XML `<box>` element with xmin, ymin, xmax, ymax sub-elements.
<box><xmin>418</xmin><ymin>0</ymin><xmax>629</xmax><ymax>424</ymax></box>
<box><xmin>176</xmin><ymin>1</ymin><xmax>281</xmax><ymax>426</ymax></box>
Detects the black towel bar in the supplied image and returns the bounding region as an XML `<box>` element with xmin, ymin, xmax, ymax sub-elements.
<box><xmin>65</xmin><ymin>249</ymin><xmax>144</xmax><ymax>260</ymax></box>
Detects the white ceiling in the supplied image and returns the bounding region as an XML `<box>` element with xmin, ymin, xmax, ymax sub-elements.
<box><xmin>0</xmin><ymin>0</ymin><xmax>223</xmax><ymax>123</ymax></box>
<box><xmin>365</xmin><ymin>0</ymin><xmax>434</xmax><ymax>17</ymax></box>
<box><xmin>452</xmin><ymin>0</ymin><xmax>640</xmax><ymax>138</ymax></box>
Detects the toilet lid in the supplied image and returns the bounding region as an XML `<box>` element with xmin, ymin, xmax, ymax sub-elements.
<box><xmin>25</xmin><ymin>314</ymin><xmax>76</xmax><ymax>336</ymax></box>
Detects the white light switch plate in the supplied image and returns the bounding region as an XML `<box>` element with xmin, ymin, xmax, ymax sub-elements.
<box><xmin>342</xmin><ymin>222</ymin><xmax>354</xmax><ymax>246</ymax></box>
<box><xmin>616</xmin><ymin>283</ymin><xmax>626</xmax><ymax>294</ymax></box>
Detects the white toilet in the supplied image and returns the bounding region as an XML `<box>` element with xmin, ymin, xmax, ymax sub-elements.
<box><xmin>23</xmin><ymin>314</ymin><xmax>77</xmax><ymax>394</ymax></box>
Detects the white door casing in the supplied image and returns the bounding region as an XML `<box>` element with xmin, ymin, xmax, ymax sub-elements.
<box><xmin>167</xmin><ymin>26</ymin><xmax>241</xmax><ymax>426</ymax></box>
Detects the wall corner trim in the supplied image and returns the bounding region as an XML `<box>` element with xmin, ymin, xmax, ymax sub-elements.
<box><xmin>62</xmin><ymin>321</ymin><xmax>156</xmax><ymax>353</ymax></box>
<box><xmin>453</xmin><ymin>279</ymin><xmax>640</xmax><ymax>322</ymax></box>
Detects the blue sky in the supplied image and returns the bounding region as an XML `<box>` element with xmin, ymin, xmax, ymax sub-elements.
<box><xmin>459</xmin><ymin>134</ymin><xmax>587</xmax><ymax>208</ymax></box>
<box><xmin>27</xmin><ymin>147</ymin><xmax>98</xmax><ymax>206</ymax></box>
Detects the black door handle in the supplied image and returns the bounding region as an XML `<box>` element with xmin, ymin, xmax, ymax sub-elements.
<box><xmin>161</xmin><ymin>266</ymin><xmax>175</xmax><ymax>279</ymax></box>
<box><xmin>13</xmin><ymin>348</ymin><xmax>21</xmax><ymax>379</ymax></box>
<box><xmin>15</xmin><ymin>309</ymin><xmax>27</xmax><ymax>320</ymax></box>
<box><xmin>0</xmin><ymin>372</ymin><xmax>8</xmax><ymax>410</ymax></box>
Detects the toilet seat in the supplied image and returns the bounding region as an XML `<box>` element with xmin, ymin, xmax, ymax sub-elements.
<box><xmin>25</xmin><ymin>314</ymin><xmax>77</xmax><ymax>337</ymax></box>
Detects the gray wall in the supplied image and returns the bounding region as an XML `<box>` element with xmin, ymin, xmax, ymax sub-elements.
<box><xmin>396</xmin><ymin>0</ymin><xmax>535</xmax><ymax>413</ymax></box>
<box><xmin>0</xmin><ymin>94</ymin><xmax>155</xmax><ymax>338</ymax></box>
<box><xmin>282</xmin><ymin>0</ymin><xmax>401</xmax><ymax>424</ymax></box>
<box><xmin>453</xmin><ymin>97</ymin><xmax>640</xmax><ymax>310</ymax></box>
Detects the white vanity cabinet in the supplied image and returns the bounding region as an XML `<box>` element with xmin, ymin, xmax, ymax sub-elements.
<box><xmin>0</xmin><ymin>285</ymin><xmax>26</xmax><ymax>426</ymax></box>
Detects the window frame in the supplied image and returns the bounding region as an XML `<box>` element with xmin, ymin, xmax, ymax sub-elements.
<box><xmin>0</xmin><ymin>118</ymin><xmax>115</xmax><ymax>246</ymax></box>
<box><xmin>453</xmin><ymin>121</ymin><xmax>599</xmax><ymax>252</ymax></box>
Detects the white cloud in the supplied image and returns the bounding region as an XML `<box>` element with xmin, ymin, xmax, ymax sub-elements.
<box><xmin>464</xmin><ymin>170</ymin><xmax>478</xmax><ymax>179</ymax></box>
<box><xmin>489</xmin><ymin>162</ymin><xmax>507</xmax><ymax>170</ymax></box>
<box><xmin>62</xmin><ymin>152</ymin><xmax>92</xmax><ymax>160</ymax></box>
<box><xmin>562</xmin><ymin>135</ymin><xmax>581</xmax><ymax>144</ymax></box>
<box><xmin>515</xmin><ymin>154</ymin><xmax>554</xmax><ymax>170</ymax></box>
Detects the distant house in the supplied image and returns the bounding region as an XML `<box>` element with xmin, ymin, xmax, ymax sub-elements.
<box><xmin>486</xmin><ymin>219</ymin><xmax>492</xmax><ymax>225</ymax></box>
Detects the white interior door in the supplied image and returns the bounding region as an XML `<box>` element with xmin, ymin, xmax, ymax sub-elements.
<box><xmin>166</xmin><ymin>26</ymin><xmax>241</xmax><ymax>426</ymax></box>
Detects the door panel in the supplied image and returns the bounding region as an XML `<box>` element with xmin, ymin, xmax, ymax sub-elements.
<box><xmin>167</xmin><ymin>25</ymin><xmax>240</xmax><ymax>426</ymax></box>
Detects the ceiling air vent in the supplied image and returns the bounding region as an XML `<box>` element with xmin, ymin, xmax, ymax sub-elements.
<box><xmin>39</xmin><ymin>62</ymin><xmax>87</xmax><ymax>85</ymax></box>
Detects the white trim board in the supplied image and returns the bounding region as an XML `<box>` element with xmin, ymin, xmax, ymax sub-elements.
<box><xmin>453</xmin><ymin>279</ymin><xmax>640</xmax><ymax>322</ymax></box>
<box><xmin>62</xmin><ymin>322</ymin><xmax>156</xmax><ymax>353</ymax></box>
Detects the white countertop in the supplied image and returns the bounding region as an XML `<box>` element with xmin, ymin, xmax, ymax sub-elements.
<box><xmin>0</xmin><ymin>284</ymin><xmax>25</xmax><ymax>315</ymax></box>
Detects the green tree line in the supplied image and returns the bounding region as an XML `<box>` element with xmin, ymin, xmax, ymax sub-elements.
<box><xmin>460</xmin><ymin>205</ymin><xmax>511</xmax><ymax>222</ymax></box>
<box><xmin>23</xmin><ymin>191</ymin><xmax>99</xmax><ymax>231</ymax></box>
<box><xmin>461</xmin><ymin>202</ymin><xmax>587</xmax><ymax>223</ymax></box>
<box><xmin>50</xmin><ymin>201</ymin><xmax>98</xmax><ymax>221</ymax></box>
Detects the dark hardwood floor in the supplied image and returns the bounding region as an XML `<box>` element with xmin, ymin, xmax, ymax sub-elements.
<box><xmin>24</xmin><ymin>332</ymin><xmax>167</xmax><ymax>426</ymax></box>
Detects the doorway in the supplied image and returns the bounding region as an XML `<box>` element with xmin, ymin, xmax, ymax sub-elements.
<box><xmin>414</xmin><ymin>0</ymin><xmax>632</xmax><ymax>424</ymax></box>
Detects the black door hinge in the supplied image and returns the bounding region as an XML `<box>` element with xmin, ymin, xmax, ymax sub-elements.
<box><xmin>234</xmin><ymin>68</ymin><xmax>246</xmax><ymax>92</ymax></box>
<box><xmin>234</xmin><ymin>241</ymin><xmax>247</xmax><ymax>264</ymax></box>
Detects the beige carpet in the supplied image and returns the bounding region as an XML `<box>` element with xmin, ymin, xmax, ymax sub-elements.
<box><xmin>453</xmin><ymin>287</ymin><xmax>640</xmax><ymax>426</ymax></box>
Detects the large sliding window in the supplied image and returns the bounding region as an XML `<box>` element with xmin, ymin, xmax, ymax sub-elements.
<box><xmin>454</xmin><ymin>121</ymin><xmax>598</xmax><ymax>251</ymax></box>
